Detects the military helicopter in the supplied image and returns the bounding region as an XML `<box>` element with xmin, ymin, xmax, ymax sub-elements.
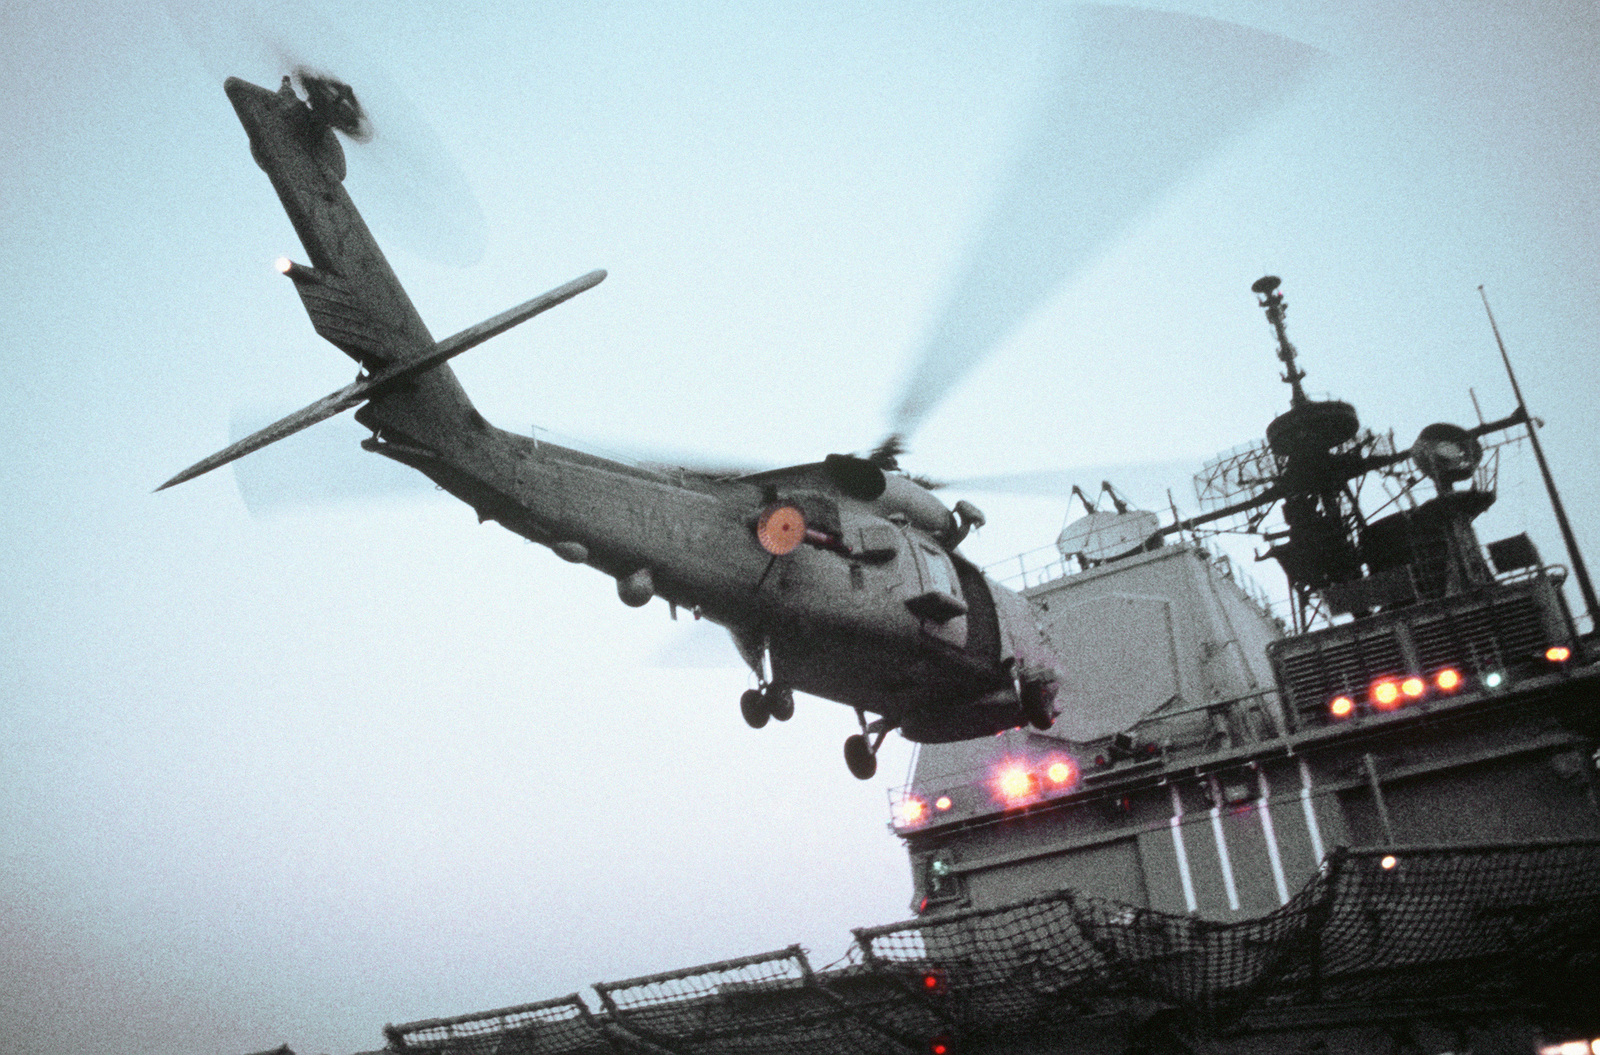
<box><xmin>160</xmin><ymin>4</ymin><xmax>1323</xmax><ymax>779</ymax></box>
<box><xmin>159</xmin><ymin>71</ymin><xmax>1065</xmax><ymax>780</ymax></box>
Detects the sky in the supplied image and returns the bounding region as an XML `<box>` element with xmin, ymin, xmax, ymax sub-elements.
<box><xmin>2</xmin><ymin>1</ymin><xmax>1597</xmax><ymax>1053</ymax></box>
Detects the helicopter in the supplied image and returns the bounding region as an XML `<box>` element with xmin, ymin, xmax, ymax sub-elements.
<box><xmin>159</xmin><ymin>72</ymin><xmax>1065</xmax><ymax>780</ymax></box>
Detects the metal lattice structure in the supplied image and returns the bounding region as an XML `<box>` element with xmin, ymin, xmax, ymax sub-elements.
<box><xmin>382</xmin><ymin>841</ymin><xmax>1600</xmax><ymax>1055</ymax></box>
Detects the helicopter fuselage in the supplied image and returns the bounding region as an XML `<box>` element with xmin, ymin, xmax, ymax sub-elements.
<box><xmin>360</xmin><ymin>408</ymin><xmax>1059</xmax><ymax>744</ymax></box>
<box><xmin>167</xmin><ymin>74</ymin><xmax>1063</xmax><ymax>772</ymax></box>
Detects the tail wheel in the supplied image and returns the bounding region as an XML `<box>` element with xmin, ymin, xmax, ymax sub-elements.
<box><xmin>740</xmin><ymin>688</ymin><xmax>770</xmax><ymax>729</ymax></box>
<box><xmin>844</xmin><ymin>734</ymin><xmax>877</xmax><ymax>780</ymax></box>
<box><xmin>767</xmin><ymin>687</ymin><xmax>795</xmax><ymax>722</ymax></box>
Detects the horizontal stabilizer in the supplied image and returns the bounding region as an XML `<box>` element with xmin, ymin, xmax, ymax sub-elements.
<box><xmin>157</xmin><ymin>268</ymin><xmax>605</xmax><ymax>492</ymax></box>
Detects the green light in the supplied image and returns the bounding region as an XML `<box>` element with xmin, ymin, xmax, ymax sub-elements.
<box><xmin>1485</xmin><ymin>671</ymin><xmax>1505</xmax><ymax>688</ymax></box>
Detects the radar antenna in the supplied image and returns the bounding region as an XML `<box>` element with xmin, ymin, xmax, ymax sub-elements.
<box><xmin>1164</xmin><ymin>278</ymin><xmax>1534</xmax><ymax>632</ymax></box>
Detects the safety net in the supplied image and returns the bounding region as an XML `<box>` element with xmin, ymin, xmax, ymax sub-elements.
<box><xmin>383</xmin><ymin>841</ymin><xmax>1600</xmax><ymax>1054</ymax></box>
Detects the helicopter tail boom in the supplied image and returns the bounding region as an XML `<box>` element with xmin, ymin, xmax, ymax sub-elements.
<box><xmin>158</xmin><ymin>76</ymin><xmax>602</xmax><ymax>492</ymax></box>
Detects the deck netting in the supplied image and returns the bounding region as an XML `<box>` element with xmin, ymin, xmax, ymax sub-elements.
<box><xmin>384</xmin><ymin>842</ymin><xmax>1600</xmax><ymax>1054</ymax></box>
<box><xmin>384</xmin><ymin>994</ymin><xmax>612</xmax><ymax>1054</ymax></box>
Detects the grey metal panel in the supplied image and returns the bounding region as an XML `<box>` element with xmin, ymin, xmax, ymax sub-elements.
<box><xmin>1136</xmin><ymin>827</ymin><xmax>1193</xmax><ymax>916</ymax></box>
<box><xmin>1379</xmin><ymin>750</ymin><xmax>1600</xmax><ymax>845</ymax></box>
<box><xmin>1215</xmin><ymin>802</ymin><xmax>1285</xmax><ymax>916</ymax></box>
<box><xmin>966</xmin><ymin>838</ymin><xmax>1149</xmax><ymax>910</ymax></box>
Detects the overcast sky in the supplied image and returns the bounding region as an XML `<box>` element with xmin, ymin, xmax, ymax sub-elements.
<box><xmin>2</xmin><ymin>1</ymin><xmax>1597</xmax><ymax>1053</ymax></box>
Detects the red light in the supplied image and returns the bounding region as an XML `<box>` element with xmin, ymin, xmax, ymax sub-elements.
<box><xmin>1401</xmin><ymin>676</ymin><xmax>1425</xmax><ymax>699</ymax></box>
<box><xmin>1371</xmin><ymin>680</ymin><xmax>1401</xmax><ymax>710</ymax></box>
<box><xmin>928</xmin><ymin>1035</ymin><xmax>953</xmax><ymax>1055</ymax></box>
<box><xmin>1045</xmin><ymin>759</ymin><xmax>1078</xmax><ymax>786</ymax></box>
<box><xmin>895</xmin><ymin>797</ymin><xmax>927</xmax><ymax>827</ymax></box>
<box><xmin>1329</xmin><ymin>695</ymin><xmax>1355</xmax><ymax>719</ymax></box>
<box><xmin>1546</xmin><ymin>645</ymin><xmax>1573</xmax><ymax>663</ymax></box>
<box><xmin>992</xmin><ymin>763</ymin><xmax>1035</xmax><ymax>804</ymax></box>
<box><xmin>1435</xmin><ymin>668</ymin><xmax>1462</xmax><ymax>692</ymax></box>
<box><xmin>933</xmin><ymin>795</ymin><xmax>953</xmax><ymax>811</ymax></box>
<box><xmin>920</xmin><ymin>969</ymin><xmax>948</xmax><ymax>995</ymax></box>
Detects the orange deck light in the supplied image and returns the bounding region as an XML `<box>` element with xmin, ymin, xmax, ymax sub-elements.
<box><xmin>1435</xmin><ymin>668</ymin><xmax>1462</xmax><ymax>691</ymax></box>
<box><xmin>1045</xmin><ymin>759</ymin><xmax>1078</xmax><ymax>786</ymax></box>
<box><xmin>895</xmin><ymin>796</ymin><xmax>927</xmax><ymax>827</ymax></box>
<box><xmin>1329</xmin><ymin>695</ymin><xmax>1355</xmax><ymax>719</ymax></box>
<box><xmin>1371</xmin><ymin>679</ymin><xmax>1401</xmax><ymax>710</ymax></box>
<box><xmin>993</xmin><ymin>763</ymin><xmax>1036</xmax><ymax>805</ymax></box>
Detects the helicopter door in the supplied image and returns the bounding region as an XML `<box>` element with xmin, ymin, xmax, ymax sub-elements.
<box><xmin>907</xmin><ymin>541</ymin><xmax>969</xmax><ymax>649</ymax></box>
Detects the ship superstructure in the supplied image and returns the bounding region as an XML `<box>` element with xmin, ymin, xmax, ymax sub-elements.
<box><xmin>894</xmin><ymin>277</ymin><xmax>1596</xmax><ymax>921</ymax></box>
<box><xmin>267</xmin><ymin>283</ymin><xmax>1600</xmax><ymax>1055</ymax></box>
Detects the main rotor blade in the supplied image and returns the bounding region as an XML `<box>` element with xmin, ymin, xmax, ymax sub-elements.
<box><xmin>933</xmin><ymin>459</ymin><xmax>1201</xmax><ymax>502</ymax></box>
<box><xmin>888</xmin><ymin>7</ymin><xmax>1324</xmax><ymax>439</ymax></box>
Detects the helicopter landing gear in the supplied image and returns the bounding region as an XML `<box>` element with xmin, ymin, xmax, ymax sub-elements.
<box><xmin>740</xmin><ymin>683</ymin><xmax>794</xmax><ymax>729</ymax></box>
<box><xmin>844</xmin><ymin>711</ymin><xmax>895</xmax><ymax>780</ymax></box>
<box><xmin>766</xmin><ymin>686</ymin><xmax>794</xmax><ymax>722</ymax></box>
<box><xmin>740</xmin><ymin>689</ymin><xmax>770</xmax><ymax>729</ymax></box>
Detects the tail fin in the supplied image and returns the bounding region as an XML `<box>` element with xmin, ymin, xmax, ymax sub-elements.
<box><xmin>224</xmin><ymin>75</ymin><xmax>477</xmax><ymax>440</ymax></box>
<box><xmin>159</xmin><ymin>77</ymin><xmax>602</xmax><ymax>491</ymax></box>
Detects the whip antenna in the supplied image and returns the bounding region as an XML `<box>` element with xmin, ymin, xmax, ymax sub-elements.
<box><xmin>1480</xmin><ymin>285</ymin><xmax>1598</xmax><ymax>628</ymax></box>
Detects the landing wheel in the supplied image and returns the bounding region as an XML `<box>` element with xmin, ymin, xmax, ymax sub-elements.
<box><xmin>844</xmin><ymin>734</ymin><xmax>877</xmax><ymax>780</ymax></box>
<box><xmin>766</xmin><ymin>686</ymin><xmax>794</xmax><ymax>722</ymax></box>
<box><xmin>740</xmin><ymin>688</ymin><xmax>770</xmax><ymax>729</ymax></box>
<box><xmin>1021</xmin><ymin>681</ymin><xmax>1056</xmax><ymax>731</ymax></box>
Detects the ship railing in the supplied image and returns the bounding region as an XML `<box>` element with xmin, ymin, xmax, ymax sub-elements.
<box><xmin>983</xmin><ymin>544</ymin><xmax>1072</xmax><ymax>590</ymax></box>
<box><xmin>889</xmin><ymin>688</ymin><xmax>1287</xmax><ymax>833</ymax></box>
<box><xmin>985</xmin><ymin>542</ymin><xmax>1289</xmax><ymax>628</ymax></box>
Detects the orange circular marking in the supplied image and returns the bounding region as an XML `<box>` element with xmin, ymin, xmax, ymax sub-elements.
<box><xmin>1329</xmin><ymin>695</ymin><xmax>1355</xmax><ymax>719</ymax></box>
<box><xmin>1435</xmin><ymin>668</ymin><xmax>1462</xmax><ymax>692</ymax></box>
<box><xmin>1371</xmin><ymin>680</ymin><xmax>1401</xmax><ymax>710</ymax></box>
<box><xmin>756</xmin><ymin>504</ymin><xmax>807</xmax><ymax>555</ymax></box>
<box><xmin>1401</xmin><ymin>676</ymin><xmax>1426</xmax><ymax>699</ymax></box>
